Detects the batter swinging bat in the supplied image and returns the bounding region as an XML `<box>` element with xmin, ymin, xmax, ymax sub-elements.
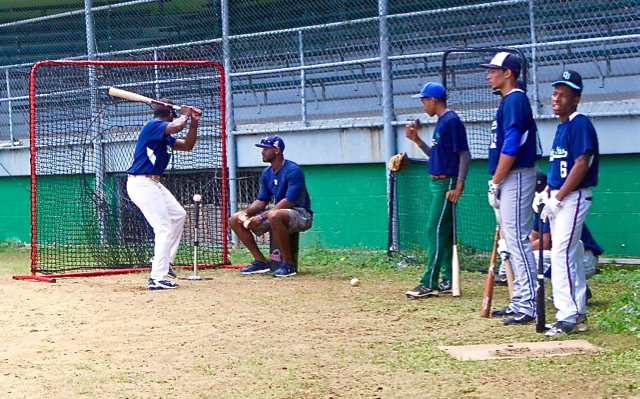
<box><xmin>452</xmin><ymin>203</ymin><xmax>461</xmax><ymax>297</ymax></box>
<box><xmin>535</xmin><ymin>203</ymin><xmax>546</xmax><ymax>333</ymax></box>
<box><xmin>107</xmin><ymin>87</ymin><xmax>202</xmax><ymax>116</ymax></box>
<box><xmin>480</xmin><ymin>225</ymin><xmax>501</xmax><ymax>317</ymax></box>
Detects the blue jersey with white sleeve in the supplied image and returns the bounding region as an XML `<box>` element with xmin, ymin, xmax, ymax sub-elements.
<box><xmin>127</xmin><ymin>119</ymin><xmax>177</xmax><ymax>175</ymax></box>
<box><xmin>548</xmin><ymin>112</ymin><xmax>599</xmax><ymax>190</ymax></box>
<box><xmin>428</xmin><ymin>110</ymin><xmax>470</xmax><ymax>176</ymax></box>
<box><xmin>488</xmin><ymin>89</ymin><xmax>541</xmax><ymax>174</ymax></box>
<box><xmin>257</xmin><ymin>160</ymin><xmax>312</xmax><ymax>212</ymax></box>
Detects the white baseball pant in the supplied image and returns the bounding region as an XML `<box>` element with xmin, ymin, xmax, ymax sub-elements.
<box><xmin>127</xmin><ymin>176</ymin><xmax>187</xmax><ymax>280</ymax></box>
<box><xmin>549</xmin><ymin>188</ymin><xmax>592</xmax><ymax>324</ymax></box>
<box><xmin>499</xmin><ymin>168</ymin><xmax>537</xmax><ymax>317</ymax></box>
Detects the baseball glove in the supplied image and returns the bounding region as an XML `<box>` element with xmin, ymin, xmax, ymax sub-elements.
<box><xmin>388</xmin><ymin>152</ymin><xmax>406</xmax><ymax>172</ymax></box>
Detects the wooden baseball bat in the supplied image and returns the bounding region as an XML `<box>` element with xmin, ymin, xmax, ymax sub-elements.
<box><xmin>480</xmin><ymin>225</ymin><xmax>501</xmax><ymax>317</ymax></box>
<box><xmin>535</xmin><ymin>204</ymin><xmax>546</xmax><ymax>333</ymax></box>
<box><xmin>452</xmin><ymin>203</ymin><xmax>461</xmax><ymax>297</ymax></box>
<box><xmin>107</xmin><ymin>87</ymin><xmax>202</xmax><ymax>115</ymax></box>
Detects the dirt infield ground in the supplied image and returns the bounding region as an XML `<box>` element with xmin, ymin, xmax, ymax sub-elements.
<box><xmin>0</xmin><ymin>249</ymin><xmax>637</xmax><ymax>399</ymax></box>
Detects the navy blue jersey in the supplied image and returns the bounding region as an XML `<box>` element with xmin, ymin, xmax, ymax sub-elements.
<box><xmin>548</xmin><ymin>112</ymin><xmax>599</xmax><ymax>190</ymax></box>
<box><xmin>428</xmin><ymin>110</ymin><xmax>470</xmax><ymax>176</ymax></box>
<box><xmin>127</xmin><ymin>119</ymin><xmax>177</xmax><ymax>175</ymax></box>
<box><xmin>257</xmin><ymin>160</ymin><xmax>312</xmax><ymax>212</ymax></box>
<box><xmin>488</xmin><ymin>89</ymin><xmax>541</xmax><ymax>174</ymax></box>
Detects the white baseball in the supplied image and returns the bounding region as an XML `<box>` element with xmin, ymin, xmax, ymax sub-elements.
<box><xmin>193</xmin><ymin>194</ymin><xmax>202</xmax><ymax>202</ymax></box>
<box><xmin>350</xmin><ymin>278</ymin><xmax>360</xmax><ymax>287</ymax></box>
<box><xmin>243</xmin><ymin>219</ymin><xmax>251</xmax><ymax>229</ymax></box>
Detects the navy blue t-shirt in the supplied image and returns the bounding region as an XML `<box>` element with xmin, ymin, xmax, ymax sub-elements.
<box><xmin>127</xmin><ymin>119</ymin><xmax>177</xmax><ymax>175</ymax></box>
<box><xmin>428</xmin><ymin>110</ymin><xmax>470</xmax><ymax>176</ymax></box>
<box><xmin>488</xmin><ymin>89</ymin><xmax>541</xmax><ymax>174</ymax></box>
<box><xmin>548</xmin><ymin>112</ymin><xmax>599</xmax><ymax>190</ymax></box>
<box><xmin>257</xmin><ymin>160</ymin><xmax>312</xmax><ymax>212</ymax></box>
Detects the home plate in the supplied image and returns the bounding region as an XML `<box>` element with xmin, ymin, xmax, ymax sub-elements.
<box><xmin>438</xmin><ymin>340</ymin><xmax>599</xmax><ymax>360</ymax></box>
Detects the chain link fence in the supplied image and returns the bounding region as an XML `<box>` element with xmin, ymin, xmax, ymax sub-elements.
<box><xmin>0</xmin><ymin>0</ymin><xmax>637</xmax><ymax>144</ymax></box>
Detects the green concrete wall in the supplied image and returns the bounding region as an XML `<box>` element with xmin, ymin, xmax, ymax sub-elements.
<box><xmin>0</xmin><ymin>177</ymin><xmax>30</xmax><ymax>243</ymax></box>
<box><xmin>301</xmin><ymin>164</ymin><xmax>388</xmax><ymax>248</ymax></box>
<box><xmin>1</xmin><ymin>154</ymin><xmax>639</xmax><ymax>256</ymax></box>
<box><xmin>581</xmin><ymin>154</ymin><xmax>640</xmax><ymax>257</ymax></box>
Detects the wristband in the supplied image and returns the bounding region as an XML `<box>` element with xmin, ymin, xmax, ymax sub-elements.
<box><xmin>258</xmin><ymin>214</ymin><xmax>265</xmax><ymax>222</ymax></box>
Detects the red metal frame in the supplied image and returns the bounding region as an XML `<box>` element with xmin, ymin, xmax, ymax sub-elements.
<box><xmin>15</xmin><ymin>59</ymin><xmax>231</xmax><ymax>282</ymax></box>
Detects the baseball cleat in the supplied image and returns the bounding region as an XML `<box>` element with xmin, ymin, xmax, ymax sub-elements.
<box><xmin>405</xmin><ymin>284</ymin><xmax>438</xmax><ymax>299</ymax></box>
<box><xmin>438</xmin><ymin>280</ymin><xmax>453</xmax><ymax>294</ymax></box>
<box><xmin>575</xmin><ymin>315</ymin><xmax>590</xmax><ymax>332</ymax></box>
<box><xmin>240</xmin><ymin>260</ymin><xmax>271</xmax><ymax>275</ymax></box>
<box><xmin>273</xmin><ymin>263</ymin><xmax>297</xmax><ymax>277</ymax></box>
<box><xmin>545</xmin><ymin>321</ymin><xmax>577</xmax><ymax>337</ymax></box>
<box><xmin>166</xmin><ymin>264</ymin><xmax>177</xmax><ymax>279</ymax></box>
<box><xmin>491</xmin><ymin>306</ymin><xmax>517</xmax><ymax>317</ymax></box>
<box><xmin>148</xmin><ymin>278</ymin><xmax>179</xmax><ymax>290</ymax></box>
<box><xmin>503</xmin><ymin>313</ymin><xmax>535</xmax><ymax>325</ymax></box>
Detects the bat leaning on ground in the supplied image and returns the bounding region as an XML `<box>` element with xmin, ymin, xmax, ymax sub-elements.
<box><xmin>480</xmin><ymin>225</ymin><xmax>501</xmax><ymax>317</ymax></box>
<box><xmin>452</xmin><ymin>203</ymin><xmax>461</xmax><ymax>297</ymax></box>
<box><xmin>535</xmin><ymin>204</ymin><xmax>546</xmax><ymax>333</ymax></box>
<box><xmin>107</xmin><ymin>87</ymin><xmax>202</xmax><ymax>116</ymax></box>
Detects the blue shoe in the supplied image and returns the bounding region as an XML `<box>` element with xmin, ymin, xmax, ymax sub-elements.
<box><xmin>148</xmin><ymin>278</ymin><xmax>179</xmax><ymax>290</ymax></box>
<box><xmin>240</xmin><ymin>260</ymin><xmax>271</xmax><ymax>275</ymax></box>
<box><xmin>166</xmin><ymin>264</ymin><xmax>177</xmax><ymax>279</ymax></box>
<box><xmin>273</xmin><ymin>262</ymin><xmax>297</xmax><ymax>277</ymax></box>
<box><xmin>504</xmin><ymin>313</ymin><xmax>535</xmax><ymax>325</ymax></box>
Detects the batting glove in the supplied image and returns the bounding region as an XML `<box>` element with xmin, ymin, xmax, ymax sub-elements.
<box><xmin>497</xmin><ymin>238</ymin><xmax>510</xmax><ymax>261</ymax></box>
<box><xmin>487</xmin><ymin>180</ymin><xmax>500</xmax><ymax>209</ymax></box>
<box><xmin>541</xmin><ymin>196</ymin><xmax>562</xmax><ymax>222</ymax></box>
<box><xmin>532</xmin><ymin>190</ymin><xmax>549</xmax><ymax>213</ymax></box>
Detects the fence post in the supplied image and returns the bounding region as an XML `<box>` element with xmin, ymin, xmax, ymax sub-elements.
<box><xmin>222</xmin><ymin>0</ymin><xmax>239</xmax><ymax>246</ymax></box>
<box><xmin>379</xmin><ymin>0</ymin><xmax>397</xmax><ymax>250</ymax></box>
<box><xmin>5</xmin><ymin>69</ymin><xmax>14</xmax><ymax>146</ymax></box>
<box><xmin>529</xmin><ymin>0</ymin><xmax>540</xmax><ymax>116</ymax></box>
<box><xmin>299</xmin><ymin>30</ymin><xmax>308</xmax><ymax>126</ymax></box>
<box><xmin>84</xmin><ymin>0</ymin><xmax>106</xmax><ymax>243</ymax></box>
<box><xmin>379</xmin><ymin>0</ymin><xmax>396</xmax><ymax>163</ymax></box>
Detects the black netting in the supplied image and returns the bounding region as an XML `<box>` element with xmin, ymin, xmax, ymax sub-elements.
<box><xmin>32</xmin><ymin>61</ymin><xmax>226</xmax><ymax>274</ymax></box>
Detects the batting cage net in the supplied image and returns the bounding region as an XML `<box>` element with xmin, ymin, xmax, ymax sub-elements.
<box><xmin>21</xmin><ymin>60</ymin><xmax>227</xmax><ymax>280</ymax></box>
<box><xmin>389</xmin><ymin>48</ymin><xmax>530</xmax><ymax>264</ymax></box>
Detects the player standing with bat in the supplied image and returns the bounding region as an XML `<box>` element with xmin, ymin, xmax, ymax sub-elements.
<box><xmin>404</xmin><ymin>82</ymin><xmax>470</xmax><ymax>299</ymax></box>
<box><xmin>126</xmin><ymin>98</ymin><xmax>201</xmax><ymax>290</ymax></box>
<box><xmin>540</xmin><ymin>70</ymin><xmax>599</xmax><ymax>337</ymax></box>
<box><xmin>481</xmin><ymin>53</ymin><xmax>541</xmax><ymax>324</ymax></box>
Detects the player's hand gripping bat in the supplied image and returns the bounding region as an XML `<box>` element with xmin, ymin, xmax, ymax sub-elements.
<box><xmin>108</xmin><ymin>87</ymin><xmax>202</xmax><ymax>116</ymax></box>
<box><xmin>480</xmin><ymin>225</ymin><xmax>501</xmax><ymax>317</ymax></box>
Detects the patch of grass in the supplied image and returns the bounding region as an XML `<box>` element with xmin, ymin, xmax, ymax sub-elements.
<box><xmin>590</xmin><ymin>268</ymin><xmax>640</xmax><ymax>336</ymax></box>
<box><xmin>0</xmin><ymin>240</ymin><xmax>31</xmax><ymax>276</ymax></box>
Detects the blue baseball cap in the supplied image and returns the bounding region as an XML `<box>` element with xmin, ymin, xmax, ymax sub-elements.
<box><xmin>551</xmin><ymin>70</ymin><xmax>583</xmax><ymax>92</ymax></box>
<box><xmin>411</xmin><ymin>82</ymin><xmax>447</xmax><ymax>99</ymax></box>
<box><xmin>480</xmin><ymin>52</ymin><xmax>521</xmax><ymax>75</ymax></box>
<box><xmin>255</xmin><ymin>135</ymin><xmax>285</xmax><ymax>151</ymax></box>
